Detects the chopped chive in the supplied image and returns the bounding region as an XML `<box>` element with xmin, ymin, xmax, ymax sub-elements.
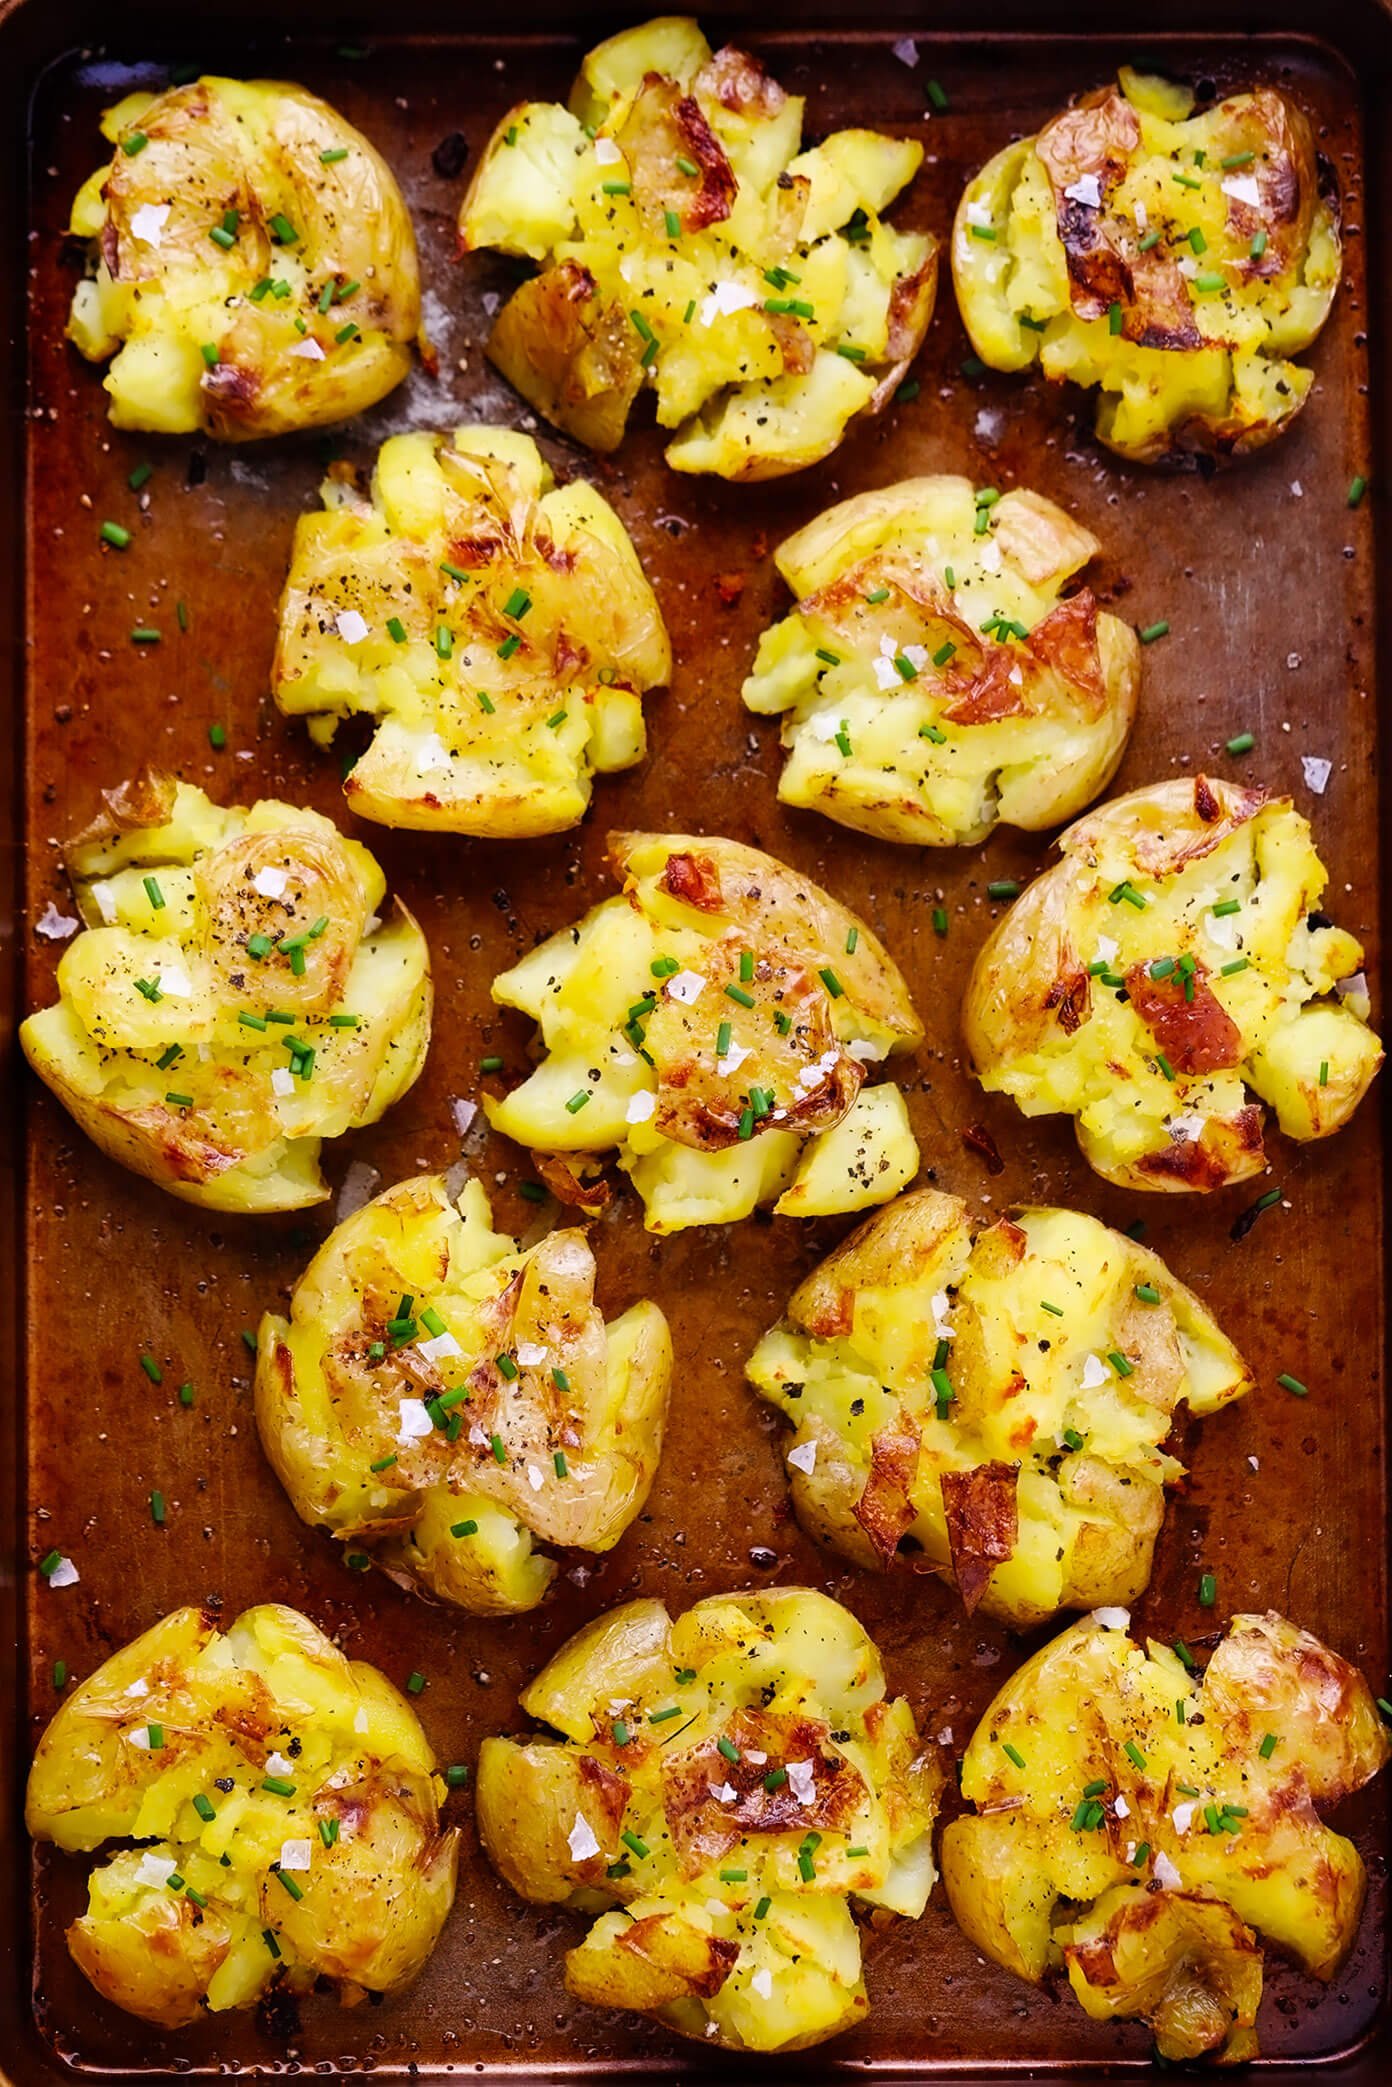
<box><xmin>199</xmin><ymin>342</ymin><xmax>219</xmax><ymax>368</ymax></box>
<box><xmin>1041</xmin><ymin>1300</ymin><xmax>1064</xmax><ymax>1317</ymax></box>
<box><xmin>1002</xmin><ymin>1742</ymin><xmax>1026</xmax><ymax>1768</ymax></box>
<box><xmin>933</xmin><ymin>906</ymin><xmax>949</xmax><ymax>936</ymax></box>
<box><xmin>717</xmin><ymin>1735</ymin><xmax>740</xmax><ymax>1763</ymax></box>
<box><xmin>818</xmin><ymin>967</ymin><xmax>844</xmax><ymax>998</ymax></box>
<box><xmin>1134</xmin><ymin>1283</ymin><xmax>1161</xmax><ymax>1305</ymax></box>
<box><xmin>724</xmin><ymin>983</ymin><xmax>756</xmax><ymax>1008</ymax></box>
<box><xmin>209</xmin><ymin>224</ymin><xmax>237</xmax><ymax>251</ymax></box>
<box><xmin>262</xmin><ymin>1775</ymin><xmax>296</xmax><ymax>1797</ymax></box>
<box><xmin>406</xmin><ymin>1671</ymin><xmax>426</xmax><ymax>1695</ymax></box>
<box><xmin>836</xmin><ymin>342</ymin><xmax>867</xmax><ymax>361</ymax></box>
<box><xmin>1108</xmin><ymin>300</ymin><xmax>1124</xmax><ymax>335</ymax></box>
<box><xmin>1349</xmin><ymin>474</ymin><xmax>1368</xmax><ymax>508</ymax></box>
<box><xmin>649</xmin><ymin>1705</ymin><xmax>682</xmax><ymax>1724</ymax></box>
<box><xmin>1108</xmin><ymin>1350</ymin><xmax>1134</xmax><ymax>1379</ymax></box>
<box><xmin>969</xmin><ymin>223</ymin><xmax>997</xmax><ymax>241</ymax></box>
<box><xmin>1250</xmin><ymin>229</ymin><xmax>1268</xmax><ymax>259</ymax></box>
<box><xmin>497</xmin><ymin>633</ymin><xmax>521</xmax><ymax>660</ymax></box>
<box><xmin>621</xmin><ymin>1830</ymin><xmax>649</xmax><ymax>1859</ymax></box>
<box><xmin>193</xmin><ymin>1792</ymin><xmax>217</xmax><ymax>1822</ymax></box>
<box><xmin>269</xmin><ymin>213</ymin><xmax>298</xmax><ymax>244</ymax></box>
<box><xmin>1138</xmin><ymin>228</ymin><xmax>1161</xmax><ymax>251</ymax></box>
<box><xmin>554</xmin><ymin>1450</ymin><xmax>568</xmax><ymax>1478</ymax></box>
<box><xmin>273</xmin><ymin>1868</ymin><xmax>303</xmax><ymax>1900</ymax></box>
<box><xmin>932</xmin><ymin>640</ymin><xmax>956</xmax><ymax>667</ymax></box>
<box><xmin>1225</xmin><ymin>731</ymin><xmax>1255</xmax><ymax>755</ymax></box>
<box><xmin>1198</xmin><ymin>1571</ymin><xmax>1217</xmax><ymax>1607</ymax></box>
<box><xmin>178</xmin><ymin>1382</ymin><xmax>194</xmax><ymax>1408</ymax></box>
<box><xmin>987</xmin><ymin>880</ymin><xmax>1019</xmax><ymax>901</ymax></box>
<box><xmin>1277</xmin><ymin>1372</ymin><xmax>1309</xmax><ymax>1397</ymax></box>
<box><xmin>100</xmin><ymin>520</ymin><xmax>132</xmax><ymax>550</ymax></box>
<box><xmin>865</xmin><ymin>586</ymin><xmax>890</xmax><ymax>604</ymax></box>
<box><xmin>121</xmin><ymin>131</ymin><xmax>149</xmax><ymax>156</ymax></box>
<box><xmin>845</xmin><ymin>926</ymin><xmax>859</xmax><ymax>955</ymax></box>
<box><xmin>142</xmin><ymin>873</ymin><xmax>165</xmax><ymax>910</ymax></box>
<box><xmin>451</xmin><ymin>1518</ymin><xmax>478</xmax><ymax>1539</ymax></box>
<box><xmin>815</xmin><ymin>646</ymin><xmax>841</xmax><ymax>667</ymax></box>
<box><xmin>207</xmin><ymin>720</ymin><xmax>225</xmax><ymax>749</ymax></box>
<box><xmin>763</xmin><ymin>1766</ymin><xmax>788</xmax><ymax>1791</ymax></box>
<box><xmin>1259</xmin><ymin>1732</ymin><xmax>1278</xmax><ymax>1759</ymax></box>
<box><xmin>165</xmin><ymin>1090</ymin><xmax>194</xmax><ymax>1108</ymax></box>
<box><xmin>1124</xmin><ymin>1740</ymin><xmax>1147</xmax><ymax>1772</ymax></box>
<box><xmin>565</xmin><ymin>1088</ymin><xmax>591</xmax><ymax>1113</ymax></box>
<box><xmin>490</xmin><ymin>1432</ymin><xmax>508</xmax><ymax>1464</ymax></box>
<box><xmin>716</xmin><ymin>1019</ymin><xmax>732</xmax><ymax>1057</ymax></box>
<box><xmin>1221</xmin><ymin>957</ymin><xmax>1249</xmax><ymax>977</ymax></box>
<box><xmin>1188</xmin><ymin>225</ymin><xmax>1207</xmax><ymax>254</ymax></box>
<box><xmin>128</xmin><ymin>461</ymin><xmax>153</xmax><ymax>492</ymax></box>
<box><xmin>140</xmin><ymin>1353</ymin><xmax>163</xmax><ymax>1384</ymax></box>
<box><xmin>1138</xmin><ymin>621</ymin><xmax>1170</xmax><ymax>644</ymax></box>
<box><xmin>38</xmin><ymin>1549</ymin><xmax>62</xmax><ymax>1578</ymax></box>
<box><xmin>719</xmin><ymin>1867</ymin><xmax>747</xmax><ymax>1882</ymax></box>
<box><xmin>664</xmin><ymin>208</ymin><xmax>681</xmax><ymax>238</ymax></box>
<box><xmin>611</xmin><ymin>1719</ymin><xmax>631</xmax><ymax>1748</ymax></box>
<box><xmin>321</xmin><ymin>146</ymin><xmax>350</xmax><ymax>164</ymax></box>
<box><xmin>435</xmin><ymin>624</ymin><xmax>453</xmax><ymax>660</ymax></box>
<box><xmin>754</xmin><ymin>1894</ymin><xmax>772</xmax><ymax>1919</ymax></box>
<box><xmin>386</xmin><ymin>615</ymin><xmax>407</xmax><ymax>644</ymax></box>
<box><xmin>147</xmin><ymin>1722</ymin><xmax>165</xmax><ymax>1748</ymax></box>
<box><xmin>319</xmin><ymin>1816</ymin><xmax>340</xmax><ymax>1847</ymax></box>
<box><xmin>444</xmin><ymin>1763</ymin><xmax>470</xmax><ymax>1787</ymax></box>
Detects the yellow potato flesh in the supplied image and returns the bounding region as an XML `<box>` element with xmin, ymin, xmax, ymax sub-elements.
<box><xmin>67</xmin><ymin>77</ymin><xmax>420</xmax><ymax>439</ymax></box>
<box><xmin>19</xmin><ymin>779</ymin><xmax>430</xmax><ymax>1212</ymax></box>
<box><xmin>474</xmin><ymin>1587</ymin><xmax>941</xmax><ymax>2051</ymax></box>
<box><xmin>952</xmin><ymin>72</ymin><xmax>1341</xmax><ymax>462</ymax></box>
<box><xmin>484</xmin><ymin>834</ymin><xmax>921</xmax><ymax>1232</ymax></box>
<box><xmin>748</xmin><ymin>1191</ymin><xmax>1251</xmax><ymax>1626</ymax></box>
<box><xmin>941</xmin><ymin>1611</ymin><xmax>1390</xmax><ymax>2059</ymax></box>
<box><xmin>255</xmin><ymin>1173</ymin><xmax>671</xmax><ymax>1612</ymax></box>
<box><xmin>273</xmin><ymin>427</ymin><xmax>670</xmax><ymax>836</ymax></box>
<box><xmin>459</xmin><ymin>19</ymin><xmax>935</xmax><ymax>477</ymax></box>
<box><xmin>25</xmin><ymin>1604</ymin><xmax>458</xmax><ymax>2027</ymax></box>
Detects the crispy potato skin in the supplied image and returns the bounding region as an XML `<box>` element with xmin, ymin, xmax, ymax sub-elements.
<box><xmin>255</xmin><ymin>1172</ymin><xmax>671</xmax><ymax>1611</ymax></box>
<box><xmin>963</xmin><ymin>775</ymin><xmax>1382</xmax><ymax>1191</ymax></box>
<box><xmin>484</xmin><ymin>830</ymin><xmax>922</xmax><ymax>1233</ymax></box>
<box><xmin>746</xmin><ymin>1187</ymin><xmax>1252</xmax><ymax>1625</ymax></box>
<box><xmin>272</xmin><ymin>426</ymin><xmax>670</xmax><ymax>837</ymax></box>
<box><xmin>742</xmin><ymin>476</ymin><xmax>1139</xmax><ymax>845</ymax></box>
<box><xmin>25</xmin><ymin>1604</ymin><xmax>459</xmax><ymax>2027</ymax></box>
<box><xmin>19</xmin><ymin>772</ymin><xmax>430</xmax><ymax>1212</ymax></box>
<box><xmin>457</xmin><ymin>18</ymin><xmax>935</xmax><ymax>477</ymax></box>
<box><xmin>941</xmin><ymin>1611</ymin><xmax>1390</xmax><ymax>2062</ymax></box>
<box><xmin>475</xmin><ymin>1587</ymin><xmax>942</xmax><ymax>2052</ymax></box>
<box><xmin>67</xmin><ymin>78</ymin><xmax>421</xmax><ymax>437</ymax></box>
<box><xmin>951</xmin><ymin>68</ymin><xmax>1341</xmax><ymax>464</ymax></box>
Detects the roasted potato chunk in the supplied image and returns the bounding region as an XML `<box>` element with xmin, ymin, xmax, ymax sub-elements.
<box><xmin>67</xmin><ymin>77</ymin><xmax>421</xmax><ymax>438</ymax></box>
<box><xmin>25</xmin><ymin>1603</ymin><xmax>459</xmax><ymax>2027</ymax></box>
<box><xmin>743</xmin><ymin>477</ymin><xmax>1139</xmax><ymax>845</ymax></box>
<box><xmin>475</xmin><ymin>1586</ymin><xmax>942</xmax><ymax>2052</ymax></box>
<box><xmin>458</xmin><ymin>17</ymin><xmax>936</xmax><ymax>477</ymax></box>
<box><xmin>952</xmin><ymin>67</ymin><xmax>1340</xmax><ymax>463</ymax></box>
<box><xmin>19</xmin><ymin>771</ymin><xmax>431</xmax><ymax>1212</ymax></box>
<box><xmin>485</xmin><ymin>830</ymin><xmax>923</xmax><ymax>1233</ymax></box>
<box><xmin>941</xmin><ymin>1610</ymin><xmax>1390</xmax><ymax>2062</ymax></box>
<box><xmin>255</xmin><ymin>1172</ymin><xmax>671</xmax><ymax>1611</ymax></box>
<box><xmin>273</xmin><ymin>426</ymin><xmax>670</xmax><ymax>836</ymax></box>
<box><xmin>747</xmin><ymin>1188</ymin><xmax>1251</xmax><ymax>1626</ymax></box>
<box><xmin>963</xmin><ymin>776</ymin><xmax>1382</xmax><ymax>1191</ymax></box>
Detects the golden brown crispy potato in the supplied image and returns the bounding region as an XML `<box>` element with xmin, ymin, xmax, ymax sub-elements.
<box><xmin>485</xmin><ymin>830</ymin><xmax>922</xmax><ymax>1232</ymax></box>
<box><xmin>272</xmin><ymin>425</ymin><xmax>670</xmax><ymax>836</ymax></box>
<box><xmin>458</xmin><ymin>17</ymin><xmax>935</xmax><ymax>477</ymax></box>
<box><xmin>19</xmin><ymin>773</ymin><xmax>430</xmax><ymax>1212</ymax></box>
<box><xmin>255</xmin><ymin>1172</ymin><xmax>671</xmax><ymax>1611</ymax></box>
<box><xmin>474</xmin><ymin>1587</ymin><xmax>942</xmax><ymax>2051</ymax></box>
<box><xmin>963</xmin><ymin>776</ymin><xmax>1382</xmax><ymax>1191</ymax></box>
<box><xmin>952</xmin><ymin>67</ymin><xmax>1340</xmax><ymax>463</ymax></box>
<box><xmin>747</xmin><ymin>1187</ymin><xmax>1252</xmax><ymax>1625</ymax></box>
<box><xmin>67</xmin><ymin>78</ymin><xmax>421</xmax><ymax>437</ymax></box>
<box><xmin>743</xmin><ymin>476</ymin><xmax>1139</xmax><ymax>844</ymax></box>
<box><xmin>25</xmin><ymin>1604</ymin><xmax>459</xmax><ymax>2027</ymax></box>
<box><xmin>941</xmin><ymin>1610</ymin><xmax>1390</xmax><ymax>2063</ymax></box>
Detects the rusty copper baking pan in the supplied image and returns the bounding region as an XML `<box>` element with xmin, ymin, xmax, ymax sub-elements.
<box><xmin>2</xmin><ymin>0</ymin><xmax>1389</xmax><ymax>2077</ymax></box>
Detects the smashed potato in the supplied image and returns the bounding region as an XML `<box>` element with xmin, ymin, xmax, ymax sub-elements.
<box><xmin>458</xmin><ymin>15</ymin><xmax>935</xmax><ymax>477</ymax></box>
<box><xmin>485</xmin><ymin>830</ymin><xmax>923</xmax><ymax>1233</ymax></box>
<box><xmin>746</xmin><ymin>1188</ymin><xmax>1251</xmax><ymax>1627</ymax></box>
<box><xmin>952</xmin><ymin>67</ymin><xmax>1340</xmax><ymax>463</ymax></box>
<box><xmin>26</xmin><ymin>1603</ymin><xmax>459</xmax><ymax>2028</ymax></box>
<box><xmin>255</xmin><ymin>1172</ymin><xmax>671</xmax><ymax>1612</ymax></box>
<box><xmin>475</xmin><ymin>1586</ymin><xmax>942</xmax><ymax>2051</ymax></box>
<box><xmin>273</xmin><ymin>426</ymin><xmax>670</xmax><ymax>836</ymax></box>
<box><xmin>67</xmin><ymin>77</ymin><xmax>421</xmax><ymax>438</ymax></box>
<box><xmin>942</xmin><ymin>1609</ymin><xmax>1390</xmax><ymax>2063</ymax></box>
<box><xmin>964</xmin><ymin>776</ymin><xmax>1382</xmax><ymax>1191</ymax></box>
<box><xmin>742</xmin><ymin>477</ymin><xmax>1139</xmax><ymax>845</ymax></box>
<box><xmin>19</xmin><ymin>772</ymin><xmax>430</xmax><ymax>1212</ymax></box>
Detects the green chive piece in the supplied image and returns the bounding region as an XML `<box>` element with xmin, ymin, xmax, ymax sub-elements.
<box><xmin>319</xmin><ymin>1816</ymin><xmax>340</xmax><ymax>1847</ymax></box>
<box><xmin>100</xmin><ymin>520</ymin><xmax>132</xmax><ymax>550</ymax></box>
<box><xmin>676</xmin><ymin>155</ymin><xmax>699</xmax><ymax>177</ymax></box>
<box><xmin>147</xmin><ymin>1722</ymin><xmax>165</xmax><ymax>1749</ymax></box>
<box><xmin>451</xmin><ymin>1518</ymin><xmax>478</xmax><ymax>1539</ymax></box>
<box><xmin>1259</xmin><ymin>1732</ymin><xmax>1278</xmax><ymax>1759</ymax></box>
<box><xmin>269</xmin><ymin>213</ymin><xmax>298</xmax><ymax>244</ymax></box>
<box><xmin>1225</xmin><ymin>731</ymin><xmax>1255</xmax><ymax>755</ymax></box>
<box><xmin>620</xmin><ymin>1830</ymin><xmax>649</xmax><ymax>1859</ymax></box>
<box><xmin>140</xmin><ymin>1354</ymin><xmax>163</xmax><ymax>1384</ymax></box>
<box><xmin>193</xmin><ymin>1792</ymin><xmax>217</xmax><ymax>1822</ymax></box>
<box><xmin>386</xmin><ymin>616</ymin><xmax>407</xmax><ymax>644</ymax></box>
<box><xmin>1277</xmin><ymin>1372</ymin><xmax>1309</xmax><ymax>1397</ymax></box>
<box><xmin>149</xmin><ymin>1490</ymin><xmax>166</xmax><ymax>1526</ymax></box>
<box><xmin>565</xmin><ymin>1089</ymin><xmax>591</xmax><ymax>1113</ymax></box>
<box><xmin>122</xmin><ymin>131</ymin><xmax>149</xmax><ymax>156</ymax></box>
<box><xmin>1198</xmin><ymin>1571</ymin><xmax>1217</xmax><ymax>1607</ymax></box>
<box><xmin>649</xmin><ymin>1705</ymin><xmax>682</xmax><ymax>1723</ymax></box>
<box><xmin>445</xmin><ymin>1763</ymin><xmax>470</xmax><ymax>1786</ymax></box>
<box><xmin>664</xmin><ymin>208</ymin><xmax>681</xmax><ymax>238</ymax></box>
<box><xmin>1251</xmin><ymin>229</ymin><xmax>1268</xmax><ymax>258</ymax></box>
<box><xmin>554</xmin><ymin>1450</ymin><xmax>568</xmax><ymax>1477</ymax></box>
<box><xmin>1124</xmin><ymin>1741</ymin><xmax>1147</xmax><ymax>1772</ymax></box>
<box><xmin>262</xmin><ymin>1775</ymin><xmax>296</xmax><ymax>1797</ymax></box>
<box><xmin>1138</xmin><ymin>621</ymin><xmax>1170</xmax><ymax>644</ymax></box>
<box><xmin>38</xmin><ymin>1549</ymin><xmax>62</xmax><ymax>1578</ymax></box>
<box><xmin>207</xmin><ymin>721</ymin><xmax>226</xmax><ymax>748</ymax></box>
<box><xmin>717</xmin><ymin>1735</ymin><xmax>740</xmax><ymax>1763</ymax></box>
<box><xmin>1108</xmin><ymin>300</ymin><xmax>1124</xmax><ymax>335</ymax></box>
<box><xmin>933</xmin><ymin>906</ymin><xmax>948</xmax><ymax>936</ymax></box>
<box><xmin>199</xmin><ymin>342</ymin><xmax>219</xmax><ymax>368</ymax></box>
<box><xmin>406</xmin><ymin>1671</ymin><xmax>426</xmax><ymax>1695</ymax></box>
<box><xmin>720</xmin><ymin>1867</ymin><xmax>747</xmax><ymax>1882</ymax></box>
<box><xmin>490</xmin><ymin>1432</ymin><xmax>508</xmax><ymax>1464</ymax></box>
<box><xmin>1134</xmin><ymin>1284</ymin><xmax>1160</xmax><ymax>1305</ymax></box>
<box><xmin>819</xmin><ymin>967</ymin><xmax>844</xmax><ymax>999</ymax></box>
<box><xmin>1349</xmin><ymin>474</ymin><xmax>1368</xmax><ymax>508</ymax></box>
<box><xmin>1002</xmin><ymin>1742</ymin><xmax>1026</xmax><ymax>1769</ymax></box>
<box><xmin>724</xmin><ymin>983</ymin><xmax>756</xmax><ymax>1009</ymax></box>
<box><xmin>273</xmin><ymin>1868</ymin><xmax>303</xmax><ymax>1900</ymax></box>
<box><xmin>52</xmin><ymin>1658</ymin><xmax>68</xmax><ymax>1687</ymax></box>
<box><xmin>987</xmin><ymin>880</ymin><xmax>1019</xmax><ymax>901</ymax></box>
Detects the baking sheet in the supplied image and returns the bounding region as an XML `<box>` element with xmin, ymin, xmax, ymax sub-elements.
<box><xmin>4</xmin><ymin>6</ymin><xmax>1389</xmax><ymax>2077</ymax></box>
